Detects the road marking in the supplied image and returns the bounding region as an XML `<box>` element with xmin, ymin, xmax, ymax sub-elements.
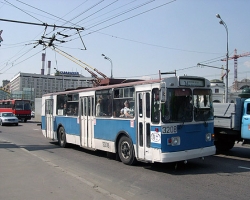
<box><xmin>20</xmin><ymin>147</ymin><xmax>125</xmax><ymax>200</ymax></box>
<box><xmin>215</xmin><ymin>154</ymin><xmax>250</xmax><ymax>162</ymax></box>
<box><xmin>238</xmin><ymin>166</ymin><xmax>250</xmax><ymax>170</ymax></box>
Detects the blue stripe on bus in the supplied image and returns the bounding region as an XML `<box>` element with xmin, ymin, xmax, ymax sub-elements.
<box><xmin>55</xmin><ymin>117</ymin><xmax>80</xmax><ymax>135</ymax></box>
<box><xmin>41</xmin><ymin>116</ymin><xmax>80</xmax><ymax>136</ymax></box>
<box><xmin>94</xmin><ymin>118</ymin><xmax>136</xmax><ymax>143</ymax></box>
<box><xmin>42</xmin><ymin>115</ymin><xmax>213</xmax><ymax>152</ymax></box>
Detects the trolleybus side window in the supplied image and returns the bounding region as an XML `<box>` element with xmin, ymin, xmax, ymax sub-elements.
<box><xmin>113</xmin><ymin>87</ymin><xmax>135</xmax><ymax>118</ymax></box>
<box><xmin>96</xmin><ymin>89</ymin><xmax>112</xmax><ymax>117</ymax></box>
<box><xmin>57</xmin><ymin>94</ymin><xmax>67</xmax><ymax>115</ymax></box>
<box><xmin>56</xmin><ymin>93</ymin><xmax>79</xmax><ymax>116</ymax></box>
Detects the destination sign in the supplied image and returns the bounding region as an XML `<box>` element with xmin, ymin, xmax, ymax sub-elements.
<box><xmin>179</xmin><ymin>78</ymin><xmax>204</xmax><ymax>87</ymax></box>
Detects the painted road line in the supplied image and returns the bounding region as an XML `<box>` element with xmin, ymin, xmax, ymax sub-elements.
<box><xmin>238</xmin><ymin>166</ymin><xmax>250</xmax><ymax>170</ymax></box>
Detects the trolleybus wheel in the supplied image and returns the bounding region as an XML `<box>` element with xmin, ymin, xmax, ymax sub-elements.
<box><xmin>58</xmin><ymin>126</ymin><xmax>67</xmax><ymax>148</ymax></box>
<box><xmin>118</xmin><ymin>136</ymin><xmax>136</xmax><ymax>165</ymax></box>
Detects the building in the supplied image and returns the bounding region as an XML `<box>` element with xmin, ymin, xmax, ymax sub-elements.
<box><xmin>0</xmin><ymin>80</ymin><xmax>11</xmax><ymax>99</ymax></box>
<box><xmin>210</xmin><ymin>78</ymin><xmax>250</xmax><ymax>103</ymax></box>
<box><xmin>2</xmin><ymin>80</ymin><xmax>10</xmax><ymax>87</ymax></box>
<box><xmin>210</xmin><ymin>79</ymin><xmax>225</xmax><ymax>103</ymax></box>
<box><xmin>230</xmin><ymin>78</ymin><xmax>250</xmax><ymax>92</ymax></box>
<box><xmin>0</xmin><ymin>88</ymin><xmax>10</xmax><ymax>99</ymax></box>
<box><xmin>9</xmin><ymin>72</ymin><xmax>93</xmax><ymax>107</ymax></box>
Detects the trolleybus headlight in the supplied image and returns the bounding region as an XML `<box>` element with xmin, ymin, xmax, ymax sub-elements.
<box><xmin>206</xmin><ymin>133</ymin><xmax>212</xmax><ymax>141</ymax></box>
<box><xmin>168</xmin><ymin>137</ymin><xmax>180</xmax><ymax>146</ymax></box>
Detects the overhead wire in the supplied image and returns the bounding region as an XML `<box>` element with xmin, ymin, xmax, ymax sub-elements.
<box><xmin>65</xmin><ymin>0</ymin><xmax>104</xmax><ymax>24</ymax></box>
<box><xmin>85</xmin><ymin>0</ymin><xmax>155</xmax><ymax>29</ymax></box>
<box><xmin>2</xmin><ymin>0</ymin><xmax>229</xmax><ymax>81</ymax></box>
<box><xmin>48</xmin><ymin>0</ymin><xmax>156</xmax><ymax>42</ymax></box>
<box><xmin>80</xmin><ymin>0</ymin><xmax>138</xmax><ymax>26</ymax></box>
<box><xmin>96</xmin><ymin>31</ymin><xmax>222</xmax><ymax>54</ymax></box>
<box><xmin>0</xmin><ymin>0</ymin><xmax>91</xmax><ymax>76</ymax></box>
<box><xmin>16</xmin><ymin>0</ymin><xmax>81</xmax><ymax>27</ymax></box>
<box><xmin>0</xmin><ymin>47</ymin><xmax>43</xmax><ymax>73</ymax></box>
<box><xmin>4</xmin><ymin>0</ymin><xmax>43</xmax><ymax>23</ymax></box>
<box><xmin>0</xmin><ymin>29</ymin><xmax>45</xmax><ymax>69</ymax></box>
<box><xmin>49</xmin><ymin>0</ymin><xmax>132</xmax><ymax>43</ymax></box>
<box><xmin>63</xmin><ymin>0</ymin><xmax>176</xmax><ymax>44</ymax></box>
<box><xmin>74</xmin><ymin>0</ymin><xmax>119</xmax><ymax>25</ymax></box>
<box><xmin>85</xmin><ymin>0</ymin><xmax>176</xmax><ymax>34</ymax></box>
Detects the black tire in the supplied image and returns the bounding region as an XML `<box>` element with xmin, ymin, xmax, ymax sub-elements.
<box><xmin>15</xmin><ymin>123</ymin><xmax>18</xmax><ymax>126</ymax></box>
<box><xmin>215</xmin><ymin>139</ymin><xmax>235</xmax><ymax>152</ymax></box>
<box><xmin>58</xmin><ymin>126</ymin><xmax>67</xmax><ymax>148</ymax></box>
<box><xmin>24</xmin><ymin>119</ymin><xmax>27</xmax><ymax>123</ymax></box>
<box><xmin>118</xmin><ymin>136</ymin><xmax>136</xmax><ymax>165</ymax></box>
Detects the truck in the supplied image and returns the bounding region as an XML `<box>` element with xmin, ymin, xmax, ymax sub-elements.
<box><xmin>213</xmin><ymin>88</ymin><xmax>250</xmax><ymax>151</ymax></box>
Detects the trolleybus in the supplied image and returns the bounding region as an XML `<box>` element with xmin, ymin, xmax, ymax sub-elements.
<box><xmin>41</xmin><ymin>76</ymin><xmax>215</xmax><ymax>165</ymax></box>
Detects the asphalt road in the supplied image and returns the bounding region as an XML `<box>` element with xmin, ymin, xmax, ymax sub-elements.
<box><xmin>1</xmin><ymin>121</ymin><xmax>250</xmax><ymax>200</ymax></box>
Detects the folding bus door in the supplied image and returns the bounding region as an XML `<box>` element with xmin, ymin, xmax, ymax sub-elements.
<box><xmin>136</xmin><ymin>91</ymin><xmax>152</xmax><ymax>161</ymax></box>
<box><xmin>45</xmin><ymin>99</ymin><xmax>54</xmax><ymax>139</ymax></box>
<box><xmin>80</xmin><ymin>96</ymin><xmax>95</xmax><ymax>148</ymax></box>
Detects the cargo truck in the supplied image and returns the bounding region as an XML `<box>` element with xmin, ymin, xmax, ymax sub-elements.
<box><xmin>213</xmin><ymin>88</ymin><xmax>250</xmax><ymax>151</ymax></box>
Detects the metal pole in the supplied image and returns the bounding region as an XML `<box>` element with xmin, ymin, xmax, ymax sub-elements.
<box><xmin>216</xmin><ymin>14</ymin><xmax>229</xmax><ymax>103</ymax></box>
<box><xmin>226</xmin><ymin>27</ymin><xmax>229</xmax><ymax>103</ymax></box>
<box><xmin>106</xmin><ymin>57</ymin><xmax>113</xmax><ymax>79</ymax></box>
<box><xmin>102</xmin><ymin>54</ymin><xmax>113</xmax><ymax>78</ymax></box>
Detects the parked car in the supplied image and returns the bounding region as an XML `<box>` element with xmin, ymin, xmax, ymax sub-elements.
<box><xmin>0</xmin><ymin>112</ymin><xmax>19</xmax><ymax>126</ymax></box>
<box><xmin>31</xmin><ymin>111</ymin><xmax>35</xmax><ymax>118</ymax></box>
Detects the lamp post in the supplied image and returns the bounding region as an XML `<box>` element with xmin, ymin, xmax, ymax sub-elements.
<box><xmin>101</xmin><ymin>54</ymin><xmax>113</xmax><ymax>78</ymax></box>
<box><xmin>216</xmin><ymin>14</ymin><xmax>229</xmax><ymax>103</ymax></box>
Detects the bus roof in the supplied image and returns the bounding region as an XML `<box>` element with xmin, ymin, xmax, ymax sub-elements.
<box><xmin>42</xmin><ymin>75</ymin><xmax>209</xmax><ymax>97</ymax></box>
<box><xmin>0</xmin><ymin>99</ymin><xmax>31</xmax><ymax>102</ymax></box>
<box><xmin>43</xmin><ymin>78</ymin><xmax>162</xmax><ymax>97</ymax></box>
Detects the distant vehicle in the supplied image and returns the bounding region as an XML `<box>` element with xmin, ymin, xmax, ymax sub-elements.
<box><xmin>0</xmin><ymin>112</ymin><xmax>19</xmax><ymax>126</ymax></box>
<box><xmin>31</xmin><ymin>111</ymin><xmax>35</xmax><ymax>118</ymax></box>
<box><xmin>0</xmin><ymin>99</ymin><xmax>31</xmax><ymax>122</ymax></box>
<box><xmin>214</xmin><ymin>88</ymin><xmax>250</xmax><ymax>151</ymax></box>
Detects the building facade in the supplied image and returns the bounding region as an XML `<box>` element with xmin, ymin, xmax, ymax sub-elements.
<box><xmin>210</xmin><ymin>78</ymin><xmax>250</xmax><ymax>103</ymax></box>
<box><xmin>9</xmin><ymin>72</ymin><xmax>93</xmax><ymax>107</ymax></box>
<box><xmin>210</xmin><ymin>79</ymin><xmax>225</xmax><ymax>103</ymax></box>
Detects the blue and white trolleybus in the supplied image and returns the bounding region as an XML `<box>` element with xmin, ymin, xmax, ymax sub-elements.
<box><xmin>41</xmin><ymin>76</ymin><xmax>215</xmax><ymax>165</ymax></box>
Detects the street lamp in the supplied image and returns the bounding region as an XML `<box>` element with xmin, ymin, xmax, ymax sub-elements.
<box><xmin>216</xmin><ymin>14</ymin><xmax>229</xmax><ymax>103</ymax></box>
<box><xmin>101</xmin><ymin>54</ymin><xmax>113</xmax><ymax>78</ymax></box>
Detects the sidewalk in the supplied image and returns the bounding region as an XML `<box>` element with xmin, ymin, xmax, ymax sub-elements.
<box><xmin>0</xmin><ymin>139</ymin><xmax>118</xmax><ymax>200</ymax></box>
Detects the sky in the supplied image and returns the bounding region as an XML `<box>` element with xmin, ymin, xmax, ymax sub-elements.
<box><xmin>0</xmin><ymin>0</ymin><xmax>250</xmax><ymax>87</ymax></box>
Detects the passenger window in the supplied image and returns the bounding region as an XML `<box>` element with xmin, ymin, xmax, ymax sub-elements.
<box><xmin>113</xmin><ymin>87</ymin><xmax>134</xmax><ymax>118</ymax></box>
<box><xmin>96</xmin><ymin>89</ymin><xmax>112</xmax><ymax>117</ymax></box>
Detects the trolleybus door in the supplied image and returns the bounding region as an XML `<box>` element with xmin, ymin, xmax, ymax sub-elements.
<box><xmin>45</xmin><ymin>99</ymin><xmax>54</xmax><ymax>139</ymax></box>
<box><xmin>137</xmin><ymin>92</ymin><xmax>152</xmax><ymax>161</ymax></box>
<box><xmin>80</xmin><ymin>96</ymin><xmax>94</xmax><ymax>148</ymax></box>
